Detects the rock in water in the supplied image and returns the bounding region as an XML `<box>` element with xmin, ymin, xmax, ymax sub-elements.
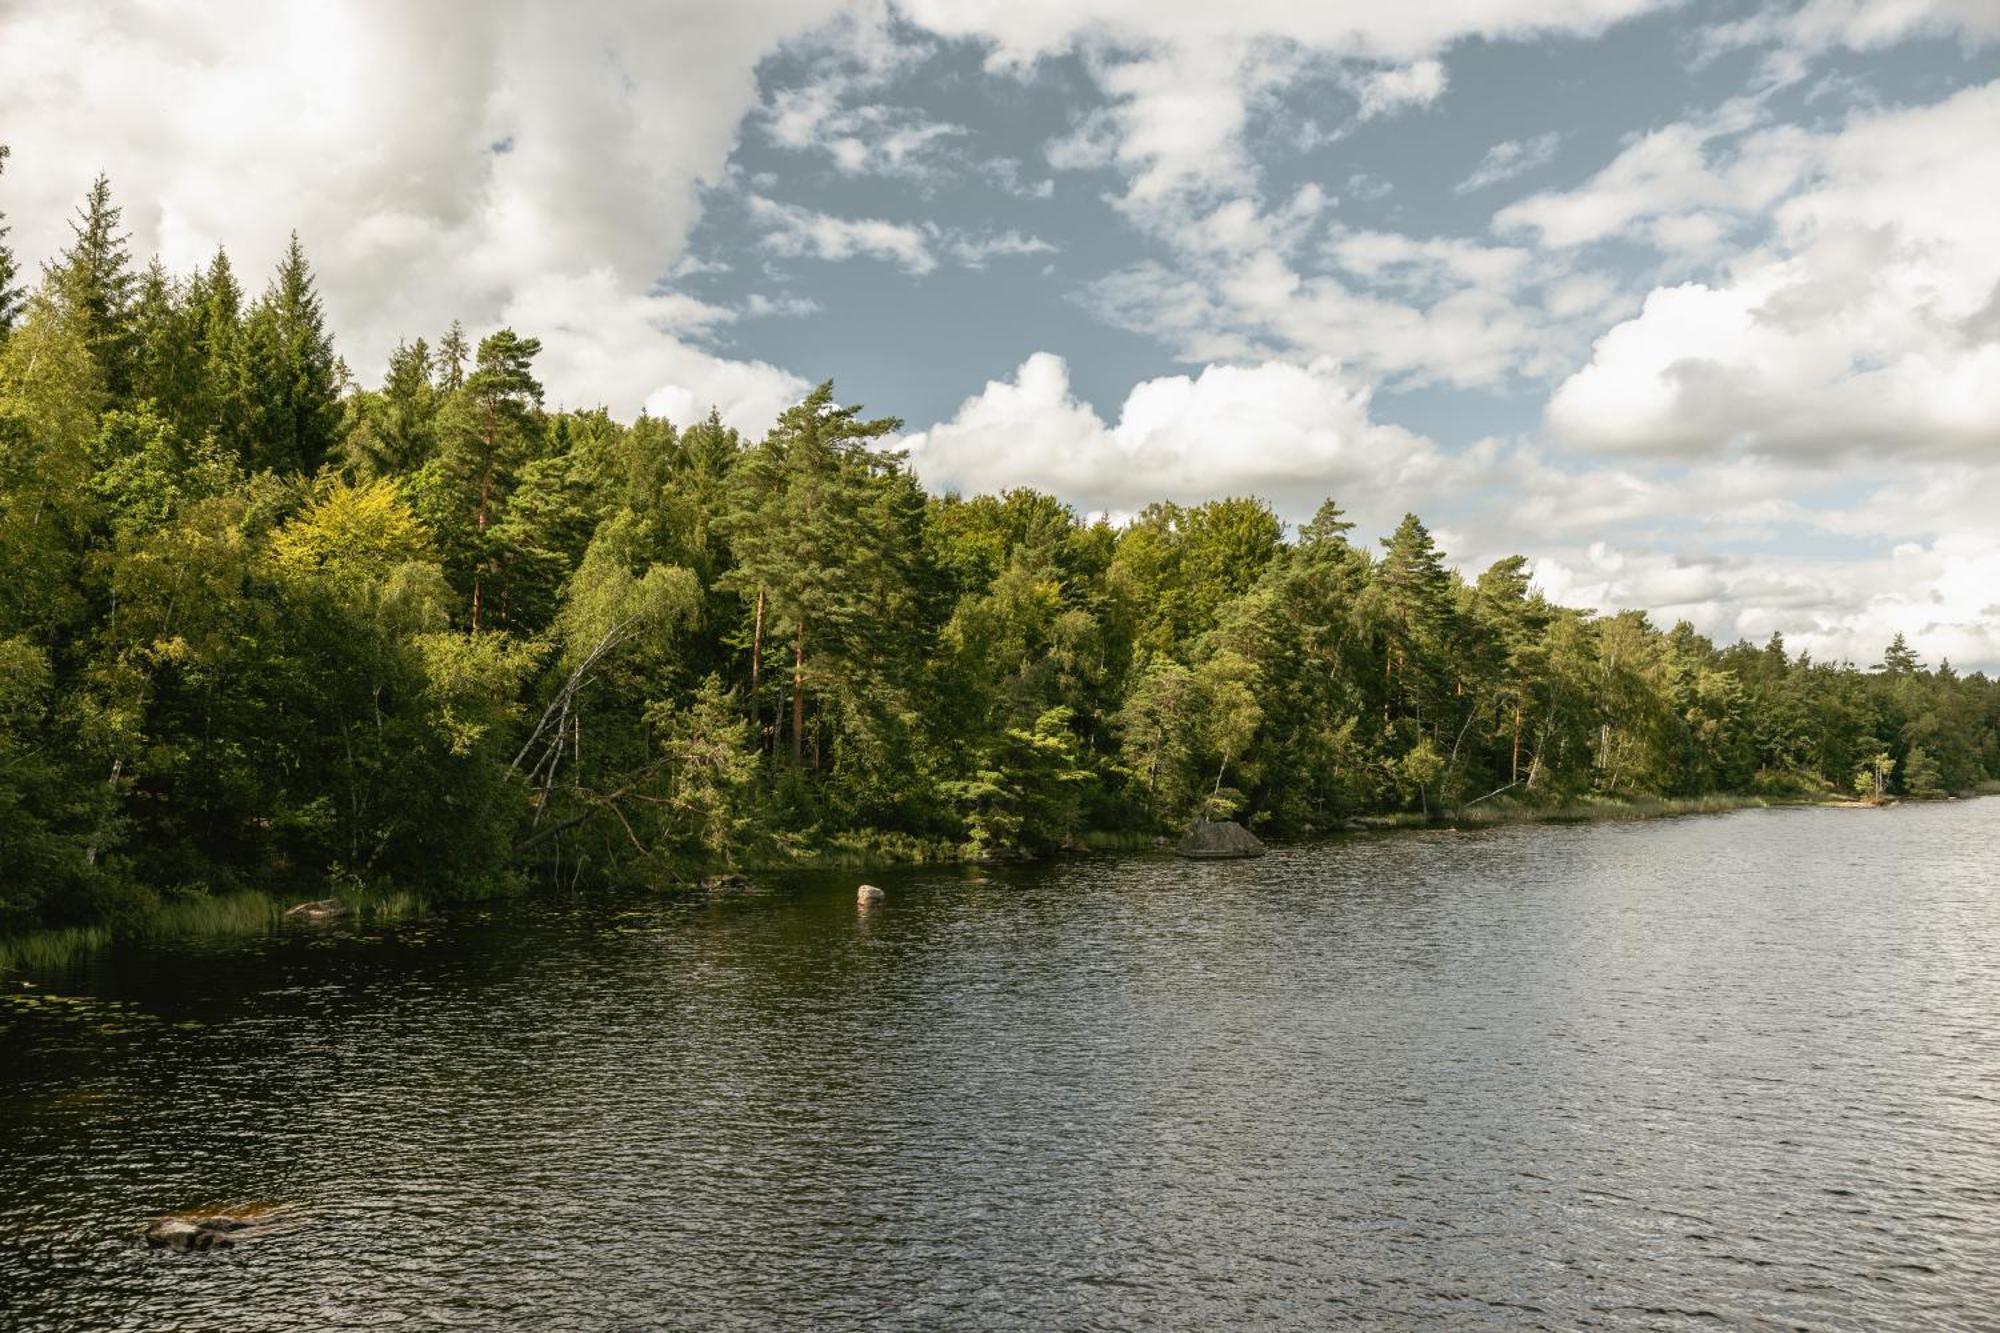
<box><xmin>139</xmin><ymin>1204</ymin><xmax>303</xmax><ymax>1251</ymax></box>
<box><xmin>142</xmin><ymin>1216</ymin><xmax>254</xmax><ymax>1251</ymax></box>
<box><xmin>1176</xmin><ymin>819</ymin><xmax>1266</xmax><ymax>859</ymax></box>
<box><xmin>857</xmin><ymin>884</ymin><xmax>885</xmax><ymax>907</ymax></box>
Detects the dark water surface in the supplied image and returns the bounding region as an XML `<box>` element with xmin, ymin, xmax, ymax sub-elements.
<box><xmin>3</xmin><ymin>803</ymin><xmax>1998</xmax><ymax>1330</ymax></box>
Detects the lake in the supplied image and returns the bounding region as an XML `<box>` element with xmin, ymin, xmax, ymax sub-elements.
<box><xmin>3</xmin><ymin>802</ymin><xmax>1997</xmax><ymax>1330</ymax></box>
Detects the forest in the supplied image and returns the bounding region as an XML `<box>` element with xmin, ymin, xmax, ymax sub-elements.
<box><xmin>3</xmin><ymin>170</ymin><xmax>1998</xmax><ymax>935</ymax></box>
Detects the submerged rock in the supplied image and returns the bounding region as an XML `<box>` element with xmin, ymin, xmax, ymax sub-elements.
<box><xmin>141</xmin><ymin>1208</ymin><xmax>295</xmax><ymax>1251</ymax></box>
<box><xmin>700</xmin><ymin>873</ymin><xmax>750</xmax><ymax>892</ymax></box>
<box><xmin>856</xmin><ymin>884</ymin><xmax>885</xmax><ymax>907</ymax></box>
<box><xmin>283</xmin><ymin>897</ymin><xmax>346</xmax><ymax>922</ymax></box>
<box><xmin>1176</xmin><ymin>819</ymin><xmax>1266</xmax><ymax>859</ymax></box>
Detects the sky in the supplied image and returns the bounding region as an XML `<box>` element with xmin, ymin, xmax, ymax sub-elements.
<box><xmin>2</xmin><ymin>0</ymin><xmax>1998</xmax><ymax>667</ymax></box>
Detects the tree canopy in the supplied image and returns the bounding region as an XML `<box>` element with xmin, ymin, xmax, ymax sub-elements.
<box><xmin>2</xmin><ymin>169</ymin><xmax>1997</xmax><ymax>934</ymax></box>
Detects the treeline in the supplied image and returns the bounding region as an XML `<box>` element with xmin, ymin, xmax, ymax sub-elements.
<box><xmin>2</xmin><ymin>174</ymin><xmax>1997</xmax><ymax>932</ymax></box>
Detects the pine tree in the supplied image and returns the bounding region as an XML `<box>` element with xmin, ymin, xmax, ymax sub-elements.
<box><xmin>0</xmin><ymin>145</ymin><xmax>23</xmax><ymax>340</ymax></box>
<box><xmin>46</xmin><ymin>173</ymin><xmax>137</xmax><ymax>396</ymax></box>
<box><xmin>1370</xmin><ymin>512</ymin><xmax>1456</xmax><ymax>728</ymax></box>
<box><xmin>1878</xmin><ymin>633</ymin><xmax>1921</xmax><ymax>677</ymax></box>
<box><xmin>1298</xmin><ymin>498</ymin><xmax>1355</xmax><ymax>548</ymax></box>
<box><xmin>240</xmin><ymin>232</ymin><xmax>341</xmax><ymax>473</ymax></box>
<box><xmin>127</xmin><ymin>259</ymin><xmax>206</xmax><ymax>429</ymax></box>
<box><xmin>426</xmin><ymin>328</ymin><xmax>544</xmax><ymax>630</ymax></box>
<box><xmin>437</xmin><ymin>321</ymin><xmax>469</xmax><ymax>392</ymax></box>
<box><xmin>194</xmin><ymin>248</ymin><xmax>250</xmax><ymax>453</ymax></box>
<box><xmin>344</xmin><ymin>337</ymin><xmax>439</xmax><ymax>478</ymax></box>
<box><xmin>720</xmin><ymin>381</ymin><xmax>906</xmax><ymax>768</ymax></box>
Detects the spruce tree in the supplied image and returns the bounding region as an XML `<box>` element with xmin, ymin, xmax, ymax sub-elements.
<box><xmin>127</xmin><ymin>258</ymin><xmax>209</xmax><ymax>430</ymax></box>
<box><xmin>437</xmin><ymin>320</ymin><xmax>469</xmax><ymax>392</ymax></box>
<box><xmin>0</xmin><ymin>145</ymin><xmax>22</xmax><ymax>339</ymax></box>
<box><xmin>46</xmin><ymin>173</ymin><xmax>137</xmax><ymax>396</ymax></box>
<box><xmin>241</xmin><ymin>232</ymin><xmax>341</xmax><ymax>473</ymax></box>
<box><xmin>195</xmin><ymin>248</ymin><xmax>250</xmax><ymax>453</ymax></box>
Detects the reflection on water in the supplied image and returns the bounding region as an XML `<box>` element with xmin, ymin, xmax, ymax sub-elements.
<box><xmin>3</xmin><ymin>802</ymin><xmax>1998</xmax><ymax>1329</ymax></box>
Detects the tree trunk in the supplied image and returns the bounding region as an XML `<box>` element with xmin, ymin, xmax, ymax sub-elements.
<box><xmin>1511</xmin><ymin>695</ymin><xmax>1523</xmax><ymax>783</ymax></box>
<box><xmin>471</xmin><ymin>461</ymin><xmax>492</xmax><ymax>633</ymax></box>
<box><xmin>749</xmin><ymin>588</ymin><xmax>765</xmax><ymax>737</ymax></box>
<box><xmin>791</xmin><ymin>619</ymin><xmax>806</xmax><ymax>767</ymax></box>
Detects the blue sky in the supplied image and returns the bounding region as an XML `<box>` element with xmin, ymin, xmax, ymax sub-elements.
<box><xmin>2</xmin><ymin>0</ymin><xmax>1998</xmax><ymax>665</ymax></box>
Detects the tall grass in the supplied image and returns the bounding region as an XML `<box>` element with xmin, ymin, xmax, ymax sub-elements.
<box><xmin>1453</xmin><ymin>793</ymin><xmax>1773</xmax><ymax>827</ymax></box>
<box><xmin>0</xmin><ymin>925</ymin><xmax>114</xmax><ymax>974</ymax></box>
<box><xmin>0</xmin><ymin>885</ymin><xmax>430</xmax><ymax>976</ymax></box>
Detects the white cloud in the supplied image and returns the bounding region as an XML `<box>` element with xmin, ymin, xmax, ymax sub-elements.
<box><xmin>1547</xmin><ymin>80</ymin><xmax>2000</xmax><ymax>459</ymax></box>
<box><xmin>1493</xmin><ymin>100</ymin><xmax>1810</xmax><ymax>249</ymax></box>
<box><xmin>748</xmin><ymin>196</ymin><xmax>1056</xmax><ymax>273</ymax></box>
<box><xmin>758</xmin><ymin>9</ymin><xmax>977</xmax><ymax>180</ymax></box>
<box><xmin>1352</xmin><ymin>59</ymin><xmax>1448</xmax><ymax>120</ymax></box>
<box><xmin>897</xmin><ymin>1</ymin><xmax>1674</xmax><ymax>68</ymax></box>
<box><xmin>943</xmin><ymin>231</ymin><xmax>1058</xmax><ymax>266</ymax></box>
<box><xmin>901</xmin><ymin>352</ymin><xmax>1456</xmax><ymax>527</ymax></box>
<box><xmin>749</xmin><ymin>196</ymin><xmax>940</xmax><ymax>272</ymax></box>
<box><xmin>1456</xmin><ymin>131</ymin><xmax>1563</xmax><ymax>194</ymax></box>
<box><xmin>0</xmin><ymin>0</ymin><xmax>849</xmax><ymax>416</ymax></box>
<box><xmin>1708</xmin><ymin>0</ymin><xmax>2000</xmax><ymax>60</ymax></box>
<box><xmin>1529</xmin><ymin>534</ymin><xmax>2000</xmax><ymax>671</ymax></box>
<box><xmin>498</xmin><ymin>269</ymin><xmax>806</xmax><ymax>432</ymax></box>
<box><xmin>910</xmin><ymin>0</ymin><xmax>1671</xmax><ymax>228</ymax></box>
<box><xmin>1083</xmin><ymin>227</ymin><xmax>1612</xmax><ymax>388</ymax></box>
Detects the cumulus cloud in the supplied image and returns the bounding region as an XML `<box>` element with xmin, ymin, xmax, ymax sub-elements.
<box><xmin>4</xmin><ymin>0</ymin><xmax>1997</xmax><ymax>667</ymax></box>
<box><xmin>0</xmin><ymin>0</ymin><xmax>847</xmax><ymax>420</ymax></box>
<box><xmin>1529</xmin><ymin>534</ymin><xmax>2000</xmax><ymax>671</ymax></box>
<box><xmin>900</xmin><ymin>352</ymin><xmax>1458</xmax><ymax>527</ymax></box>
<box><xmin>1493</xmin><ymin>100</ymin><xmax>1809</xmax><ymax>249</ymax></box>
<box><xmin>1546</xmin><ymin>80</ymin><xmax>2000</xmax><ymax>458</ymax></box>
<box><xmin>495</xmin><ymin>270</ymin><xmax>807</xmax><ymax>433</ymax></box>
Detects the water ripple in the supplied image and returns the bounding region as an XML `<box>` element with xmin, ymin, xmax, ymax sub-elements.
<box><xmin>3</xmin><ymin>801</ymin><xmax>1998</xmax><ymax>1329</ymax></box>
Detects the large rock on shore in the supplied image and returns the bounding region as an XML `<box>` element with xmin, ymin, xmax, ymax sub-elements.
<box><xmin>1176</xmin><ymin>819</ymin><xmax>1266</xmax><ymax>859</ymax></box>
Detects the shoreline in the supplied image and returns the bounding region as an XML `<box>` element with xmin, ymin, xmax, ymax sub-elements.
<box><xmin>1</xmin><ymin>791</ymin><xmax>1980</xmax><ymax>974</ymax></box>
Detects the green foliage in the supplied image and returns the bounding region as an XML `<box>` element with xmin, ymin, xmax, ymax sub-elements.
<box><xmin>1901</xmin><ymin>745</ymin><xmax>1945</xmax><ymax>799</ymax></box>
<box><xmin>3</xmin><ymin>195</ymin><xmax>1998</xmax><ymax>937</ymax></box>
<box><xmin>45</xmin><ymin>175</ymin><xmax>136</xmax><ymax>396</ymax></box>
<box><xmin>0</xmin><ymin>145</ymin><xmax>23</xmax><ymax>339</ymax></box>
<box><xmin>238</xmin><ymin>233</ymin><xmax>342</xmax><ymax>473</ymax></box>
<box><xmin>944</xmin><ymin>707</ymin><xmax>1094</xmax><ymax>855</ymax></box>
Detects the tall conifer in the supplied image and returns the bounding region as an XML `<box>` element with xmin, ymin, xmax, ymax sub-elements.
<box><xmin>241</xmin><ymin>232</ymin><xmax>341</xmax><ymax>472</ymax></box>
<box><xmin>0</xmin><ymin>145</ymin><xmax>22</xmax><ymax>339</ymax></box>
<box><xmin>47</xmin><ymin>174</ymin><xmax>137</xmax><ymax>395</ymax></box>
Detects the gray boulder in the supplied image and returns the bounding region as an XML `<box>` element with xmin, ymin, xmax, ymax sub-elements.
<box><xmin>856</xmin><ymin>884</ymin><xmax>885</xmax><ymax>907</ymax></box>
<box><xmin>1176</xmin><ymin>819</ymin><xmax>1266</xmax><ymax>859</ymax></box>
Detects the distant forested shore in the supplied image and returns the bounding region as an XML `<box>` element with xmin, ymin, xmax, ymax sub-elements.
<box><xmin>3</xmin><ymin>173</ymin><xmax>1997</xmax><ymax>936</ymax></box>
